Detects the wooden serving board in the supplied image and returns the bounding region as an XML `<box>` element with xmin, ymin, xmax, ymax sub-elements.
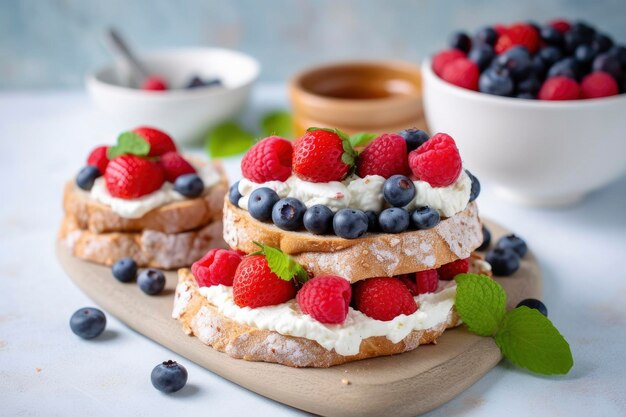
<box><xmin>56</xmin><ymin>219</ymin><xmax>541</xmax><ymax>417</ymax></box>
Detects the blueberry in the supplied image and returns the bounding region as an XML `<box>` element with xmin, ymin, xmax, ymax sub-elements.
<box><xmin>112</xmin><ymin>257</ymin><xmax>137</xmax><ymax>283</ymax></box>
<box><xmin>138</xmin><ymin>269</ymin><xmax>166</xmax><ymax>295</ymax></box>
<box><xmin>592</xmin><ymin>32</ymin><xmax>613</xmax><ymax>53</ymax></box>
<box><xmin>272</xmin><ymin>197</ymin><xmax>306</xmax><ymax>231</ymax></box>
<box><xmin>548</xmin><ymin>58</ymin><xmax>580</xmax><ymax>80</ymax></box>
<box><xmin>608</xmin><ymin>45</ymin><xmax>626</xmax><ymax>67</ymax></box>
<box><xmin>365</xmin><ymin>210</ymin><xmax>380</xmax><ymax>233</ymax></box>
<box><xmin>496</xmin><ymin>234</ymin><xmax>528</xmax><ymax>258</ymax></box>
<box><xmin>229</xmin><ymin>181</ymin><xmax>242</xmax><ymax>207</ymax></box>
<box><xmin>76</xmin><ymin>166</ymin><xmax>101</xmax><ymax>191</ymax></box>
<box><xmin>449</xmin><ymin>31</ymin><xmax>472</xmax><ymax>53</ymax></box>
<box><xmin>516</xmin><ymin>298</ymin><xmax>548</xmax><ymax>316</ymax></box>
<box><xmin>333</xmin><ymin>209</ymin><xmax>369</xmax><ymax>239</ymax></box>
<box><xmin>515</xmin><ymin>92</ymin><xmax>536</xmax><ymax>100</ymax></box>
<box><xmin>517</xmin><ymin>76</ymin><xmax>541</xmax><ymax>95</ymax></box>
<box><xmin>575</xmin><ymin>44</ymin><xmax>597</xmax><ymax>65</ymax></box>
<box><xmin>383</xmin><ymin>175</ymin><xmax>416</xmax><ymax>207</ymax></box>
<box><xmin>70</xmin><ymin>307</ymin><xmax>106</xmax><ymax>339</ymax></box>
<box><xmin>485</xmin><ymin>248</ymin><xmax>520</xmax><ymax>276</ymax></box>
<box><xmin>540</xmin><ymin>26</ymin><xmax>564</xmax><ymax>47</ymax></box>
<box><xmin>151</xmin><ymin>360</ymin><xmax>188</xmax><ymax>393</ymax></box>
<box><xmin>479</xmin><ymin>68</ymin><xmax>514</xmax><ymax>96</ymax></box>
<box><xmin>186</xmin><ymin>75</ymin><xmax>205</xmax><ymax>88</ymax></box>
<box><xmin>571</xmin><ymin>21</ymin><xmax>595</xmax><ymax>42</ymax></box>
<box><xmin>592</xmin><ymin>53</ymin><xmax>622</xmax><ymax>80</ymax></box>
<box><xmin>465</xmin><ymin>170</ymin><xmax>480</xmax><ymax>202</ymax></box>
<box><xmin>538</xmin><ymin>46</ymin><xmax>563</xmax><ymax>67</ymax></box>
<box><xmin>475</xmin><ymin>27</ymin><xmax>498</xmax><ymax>46</ymax></box>
<box><xmin>410</xmin><ymin>206</ymin><xmax>440</xmax><ymax>230</ymax></box>
<box><xmin>468</xmin><ymin>43</ymin><xmax>495</xmax><ymax>71</ymax></box>
<box><xmin>378</xmin><ymin>208</ymin><xmax>409</xmax><ymax>234</ymax></box>
<box><xmin>204</xmin><ymin>78</ymin><xmax>223</xmax><ymax>87</ymax></box>
<box><xmin>529</xmin><ymin>55</ymin><xmax>546</xmax><ymax>78</ymax></box>
<box><xmin>493</xmin><ymin>46</ymin><xmax>531</xmax><ymax>80</ymax></box>
<box><xmin>174</xmin><ymin>174</ymin><xmax>204</xmax><ymax>198</ymax></box>
<box><xmin>248</xmin><ymin>187</ymin><xmax>280</xmax><ymax>222</ymax></box>
<box><xmin>398</xmin><ymin>128</ymin><xmax>429</xmax><ymax>152</ymax></box>
<box><xmin>477</xmin><ymin>225</ymin><xmax>491</xmax><ymax>251</ymax></box>
<box><xmin>563</xmin><ymin>30</ymin><xmax>585</xmax><ymax>54</ymax></box>
<box><xmin>303</xmin><ymin>204</ymin><xmax>334</xmax><ymax>235</ymax></box>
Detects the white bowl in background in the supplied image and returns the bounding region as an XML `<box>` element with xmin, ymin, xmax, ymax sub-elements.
<box><xmin>87</xmin><ymin>48</ymin><xmax>260</xmax><ymax>145</ymax></box>
<box><xmin>422</xmin><ymin>58</ymin><xmax>626</xmax><ymax>207</ymax></box>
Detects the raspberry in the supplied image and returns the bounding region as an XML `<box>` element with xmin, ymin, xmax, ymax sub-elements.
<box><xmin>191</xmin><ymin>249</ymin><xmax>243</xmax><ymax>287</ymax></box>
<box><xmin>296</xmin><ymin>275</ymin><xmax>352</xmax><ymax>324</ymax></box>
<box><xmin>549</xmin><ymin>19</ymin><xmax>571</xmax><ymax>34</ymax></box>
<box><xmin>353</xmin><ymin>277</ymin><xmax>417</xmax><ymax>321</ymax></box>
<box><xmin>495</xmin><ymin>23</ymin><xmax>540</xmax><ymax>54</ymax></box>
<box><xmin>356</xmin><ymin>134</ymin><xmax>410</xmax><ymax>178</ymax></box>
<box><xmin>87</xmin><ymin>145</ymin><xmax>109</xmax><ymax>174</ymax></box>
<box><xmin>440</xmin><ymin>58</ymin><xmax>480</xmax><ymax>91</ymax></box>
<box><xmin>398</xmin><ymin>273</ymin><xmax>418</xmax><ymax>296</ymax></box>
<box><xmin>241</xmin><ymin>136</ymin><xmax>293</xmax><ymax>183</ymax></box>
<box><xmin>133</xmin><ymin>126</ymin><xmax>177</xmax><ymax>157</ymax></box>
<box><xmin>104</xmin><ymin>155</ymin><xmax>165</xmax><ymax>199</ymax></box>
<box><xmin>437</xmin><ymin>258</ymin><xmax>470</xmax><ymax>281</ymax></box>
<box><xmin>432</xmin><ymin>49</ymin><xmax>466</xmax><ymax>77</ymax></box>
<box><xmin>142</xmin><ymin>75</ymin><xmax>168</xmax><ymax>91</ymax></box>
<box><xmin>160</xmin><ymin>152</ymin><xmax>197</xmax><ymax>182</ymax></box>
<box><xmin>233</xmin><ymin>255</ymin><xmax>296</xmax><ymax>308</ymax></box>
<box><xmin>415</xmin><ymin>269</ymin><xmax>439</xmax><ymax>294</ymax></box>
<box><xmin>493</xmin><ymin>24</ymin><xmax>508</xmax><ymax>37</ymax></box>
<box><xmin>292</xmin><ymin>129</ymin><xmax>354</xmax><ymax>182</ymax></box>
<box><xmin>538</xmin><ymin>76</ymin><xmax>580</xmax><ymax>100</ymax></box>
<box><xmin>580</xmin><ymin>71</ymin><xmax>619</xmax><ymax>99</ymax></box>
<box><xmin>408</xmin><ymin>133</ymin><xmax>462</xmax><ymax>187</ymax></box>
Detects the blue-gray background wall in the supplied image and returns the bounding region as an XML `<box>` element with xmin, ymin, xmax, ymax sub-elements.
<box><xmin>1</xmin><ymin>0</ymin><xmax>625</xmax><ymax>89</ymax></box>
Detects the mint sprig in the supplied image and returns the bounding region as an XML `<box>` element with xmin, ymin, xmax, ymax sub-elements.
<box><xmin>107</xmin><ymin>132</ymin><xmax>150</xmax><ymax>159</ymax></box>
<box><xmin>261</xmin><ymin>110</ymin><xmax>294</xmax><ymax>138</ymax></box>
<box><xmin>252</xmin><ymin>242</ymin><xmax>309</xmax><ymax>283</ymax></box>
<box><xmin>454</xmin><ymin>274</ymin><xmax>573</xmax><ymax>375</ymax></box>
<box><xmin>206</xmin><ymin>122</ymin><xmax>256</xmax><ymax>158</ymax></box>
<box><xmin>349</xmin><ymin>132</ymin><xmax>377</xmax><ymax>148</ymax></box>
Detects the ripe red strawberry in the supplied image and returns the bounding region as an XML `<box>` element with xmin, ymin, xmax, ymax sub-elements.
<box><xmin>356</xmin><ymin>134</ymin><xmax>410</xmax><ymax>178</ymax></box>
<box><xmin>549</xmin><ymin>19</ymin><xmax>571</xmax><ymax>34</ymax></box>
<box><xmin>440</xmin><ymin>58</ymin><xmax>480</xmax><ymax>91</ymax></box>
<box><xmin>133</xmin><ymin>126</ymin><xmax>177</xmax><ymax>157</ymax></box>
<box><xmin>142</xmin><ymin>75</ymin><xmax>168</xmax><ymax>91</ymax></box>
<box><xmin>538</xmin><ymin>76</ymin><xmax>580</xmax><ymax>100</ymax></box>
<box><xmin>233</xmin><ymin>255</ymin><xmax>296</xmax><ymax>308</ymax></box>
<box><xmin>160</xmin><ymin>151</ymin><xmax>197</xmax><ymax>182</ymax></box>
<box><xmin>87</xmin><ymin>145</ymin><xmax>109</xmax><ymax>174</ymax></box>
<box><xmin>437</xmin><ymin>258</ymin><xmax>470</xmax><ymax>281</ymax></box>
<box><xmin>353</xmin><ymin>277</ymin><xmax>417</xmax><ymax>321</ymax></box>
<box><xmin>296</xmin><ymin>275</ymin><xmax>352</xmax><ymax>324</ymax></box>
<box><xmin>432</xmin><ymin>49</ymin><xmax>466</xmax><ymax>77</ymax></box>
<box><xmin>495</xmin><ymin>23</ymin><xmax>540</xmax><ymax>54</ymax></box>
<box><xmin>292</xmin><ymin>129</ymin><xmax>355</xmax><ymax>182</ymax></box>
<box><xmin>415</xmin><ymin>269</ymin><xmax>439</xmax><ymax>294</ymax></box>
<box><xmin>580</xmin><ymin>71</ymin><xmax>619</xmax><ymax>99</ymax></box>
<box><xmin>241</xmin><ymin>136</ymin><xmax>293</xmax><ymax>183</ymax></box>
<box><xmin>191</xmin><ymin>249</ymin><xmax>243</xmax><ymax>287</ymax></box>
<box><xmin>408</xmin><ymin>133</ymin><xmax>462</xmax><ymax>187</ymax></box>
<box><xmin>105</xmin><ymin>155</ymin><xmax>165</xmax><ymax>199</ymax></box>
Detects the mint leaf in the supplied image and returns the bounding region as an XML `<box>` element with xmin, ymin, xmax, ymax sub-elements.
<box><xmin>349</xmin><ymin>132</ymin><xmax>377</xmax><ymax>148</ymax></box>
<box><xmin>261</xmin><ymin>110</ymin><xmax>294</xmax><ymax>138</ymax></box>
<box><xmin>253</xmin><ymin>242</ymin><xmax>309</xmax><ymax>283</ymax></box>
<box><xmin>495</xmin><ymin>307</ymin><xmax>573</xmax><ymax>375</ymax></box>
<box><xmin>107</xmin><ymin>132</ymin><xmax>150</xmax><ymax>159</ymax></box>
<box><xmin>454</xmin><ymin>274</ymin><xmax>506</xmax><ymax>336</ymax></box>
<box><xmin>206</xmin><ymin>121</ymin><xmax>255</xmax><ymax>158</ymax></box>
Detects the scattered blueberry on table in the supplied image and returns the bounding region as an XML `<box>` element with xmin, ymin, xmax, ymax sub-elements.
<box><xmin>486</xmin><ymin>247</ymin><xmax>521</xmax><ymax>276</ymax></box>
<box><xmin>138</xmin><ymin>269</ymin><xmax>166</xmax><ymax>295</ymax></box>
<box><xmin>112</xmin><ymin>257</ymin><xmax>138</xmax><ymax>283</ymax></box>
<box><xmin>70</xmin><ymin>307</ymin><xmax>107</xmax><ymax>339</ymax></box>
<box><xmin>151</xmin><ymin>360</ymin><xmax>188</xmax><ymax>393</ymax></box>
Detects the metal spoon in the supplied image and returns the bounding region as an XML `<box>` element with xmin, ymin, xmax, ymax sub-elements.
<box><xmin>105</xmin><ymin>28</ymin><xmax>149</xmax><ymax>84</ymax></box>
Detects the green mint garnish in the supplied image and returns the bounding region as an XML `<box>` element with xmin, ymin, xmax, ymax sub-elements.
<box><xmin>252</xmin><ymin>242</ymin><xmax>309</xmax><ymax>283</ymax></box>
<box><xmin>107</xmin><ymin>132</ymin><xmax>150</xmax><ymax>159</ymax></box>
<box><xmin>349</xmin><ymin>132</ymin><xmax>377</xmax><ymax>148</ymax></box>
<box><xmin>206</xmin><ymin>121</ymin><xmax>256</xmax><ymax>158</ymax></box>
<box><xmin>454</xmin><ymin>273</ymin><xmax>573</xmax><ymax>375</ymax></box>
<box><xmin>261</xmin><ymin>110</ymin><xmax>294</xmax><ymax>139</ymax></box>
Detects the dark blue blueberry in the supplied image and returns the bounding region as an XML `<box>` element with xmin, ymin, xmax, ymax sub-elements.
<box><xmin>112</xmin><ymin>257</ymin><xmax>137</xmax><ymax>283</ymax></box>
<box><xmin>564</xmin><ymin>30</ymin><xmax>586</xmax><ymax>54</ymax></box>
<box><xmin>516</xmin><ymin>298</ymin><xmax>548</xmax><ymax>317</ymax></box>
<box><xmin>383</xmin><ymin>175</ymin><xmax>416</xmax><ymax>207</ymax></box>
<box><xmin>592</xmin><ymin>53</ymin><xmax>623</xmax><ymax>80</ymax></box>
<box><xmin>530</xmin><ymin>55</ymin><xmax>546</xmax><ymax>77</ymax></box>
<box><xmin>475</xmin><ymin>27</ymin><xmax>498</xmax><ymax>46</ymax></box>
<box><xmin>151</xmin><ymin>360</ymin><xmax>188</xmax><ymax>393</ymax></box>
<box><xmin>333</xmin><ymin>209</ymin><xmax>369</xmax><ymax>239</ymax></box>
<box><xmin>477</xmin><ymin>225</ymin><xmax>491</xmax><ymax>251</ymax></box>
<box><xmin>608</xmin><ymin>45</ymin><xmax>626</xmax><ymax>67</ymax></box>
<box><xmin>186</xmin><ymin>76</ymin><xmax>222</xmax><ymax>89</ymax></box>
<box><xmin>479</xmin><ymin>68</ymin><xmax>514</xmax><ymax>96</ymax></box>
<box><xmin>272</xmin><ymin>197</ymin><xmax>306</xmax><ymax>231</ymax></box>
<box><xmin>449</xmin><ymin>31</ymin><xmax>472</xmax><ymax>53</ymax></box>
<box><xmin>571</xmin><ymin>21</ymin><xmax>595</xmax><ymax>42</ymax></box>
<box><xmin>70</xmin><ymin>307</ymin><xmax>106</xmax><ymax>339</ymax></box>
<box><xmin>76</xmin><ymin>166</ymin><xmax>101</xmax><ymax>191</ymax></box>
<box><xmin>174</xmin><ymin>174</ymin><xmax>204</xmax><ymax>198</ymax></box>
<box><xmin>410</xmin><ymin>206</ymin><xmax>440</xmax><ymax>230</ymax></box>
<box><xmin>575</xmin><ymin>44</ymin><xmax>597</xmax><ymax>65</ymax></box>
<box><xmin>365</xmin><ymin>210</ymin><xmax>379</xmax><ymax>233</ymax></box>
<box><xmin>468</xmin><ymin>43</ymin><xmax>495</xmax><ymax>71</ymax></box>
<box><xmin>592</xmin><ymin>32</ymin><xmax>613</xmax><ymax>53</ymax></box>
<box><xmin>517</xmin><ymin>76</ymin><xmax>541</xmax><ymax>95</ymax></box>
<box><xmin>303</xmin><ymin>204</ymin><xmax>334</xmax><ymax>235</ymax></box>
<box><xmin>228</xmin><ymin>180</ymin><xmax>242</xmax><ymax>207</ymax></box>
<box><xmin>398</xmin><ymin>128</ymin><xmax>429</xmax><ymax>152</ymax></box>
<box><xmin>466</xmin><ymin>170</ymin><xmax>481</xmax><ymax>202</ymax></box>
<box><xmin>378</xmin><ymin>208</ymin><xmax>409</xmax><ymax>234</ymax></box>
<box><xmin>548</xmin><ymin>58</ymin><xmax>580</xmax><ymax>80</ymax></box>
<box><xmin>204</xmin><ymin>78</ymin><xmax>223</xmax><ymax>87</ymax></box>
<box><xmin>538</xmin><ymin>46</ymin><xmax>563</xmax><ymax>67</ymax></box>
<box><xmin>248</xmin><ymin>187</ymin><xmax>280</xmax><ymax>222</ymax></box>
<box><xmin>493</xmin><ymin>46</ymin><xmax>531</xmax><ymax>80</ymax></box>
<box><xmin>485</xmin><ymin>247</ymin><xmax>520</xmax><ymax>276</ymax></box>
<box><xmin>515</xmin><ymin>92</ymin><xmax>536</xmax><ymax>100</ymax></box>
<box><xmin>138</xmin><ymin>269</ymin><xmax>166</xmax><ymax>295</ymax></box>
<box><xmin>540</xmin><ymin>26</ymin><xmax>564</xmax><ymax>47</ymax></box>
<box><xmin>496</xmin><ymin>234</ymin><xmax>528</xmax><ymax>258</ymax></box>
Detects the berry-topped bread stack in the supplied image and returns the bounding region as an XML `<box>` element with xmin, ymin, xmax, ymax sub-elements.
<box><xmin>58</xmin><ymin>127</ymin><xmax>228</xmax><ymax>269</ymax></box>
<box><xmin>173</xmin><ymin>128</ymin><xmax>490</xmax><ymax>367</ymax></box>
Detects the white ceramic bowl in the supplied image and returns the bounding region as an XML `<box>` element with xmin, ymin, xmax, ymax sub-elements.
<box><xmin>422</xmin><ymin>58</ymin><xmax>626</xmax><ymax>206</ymax></box>
<box><xmin>87</xmin><ymin>48</ymin><xmax>260</xmax><ymax>145</ymax></box>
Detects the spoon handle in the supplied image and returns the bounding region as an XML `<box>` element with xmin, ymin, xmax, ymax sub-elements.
<box><xmin>106</xmin><ymin>28</ymin><xmax>149</xmax><ymax>79</ymax></box>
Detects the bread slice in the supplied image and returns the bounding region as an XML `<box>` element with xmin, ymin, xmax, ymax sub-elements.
<box><xmin>63</xmin><ymin>161</ymin><xmax>228</xmax><ymax>234</ymax></box>
<box><xmin>223</xmin><ymin>200</ymin><xmax>483</xmax><ymax>282</ymax></box>
<box><xmin>58</xmin><ymin>215</ymin><xmax>228</xmax><ymax>269</ymax></box>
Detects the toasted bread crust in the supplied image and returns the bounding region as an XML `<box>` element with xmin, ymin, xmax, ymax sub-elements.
<box><xmin>223</xmin><ymin>200</ymin><xmax>483</xmax><ymax>282</ymax></box>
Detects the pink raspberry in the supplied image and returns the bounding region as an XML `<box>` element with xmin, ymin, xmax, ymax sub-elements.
<box><xmin>440</xmin><ymin>58</ymin><xmax>480</xmax><ymax>90</ymax></box>
<box><xmin>191</xmin><ymin>249</ymin><xmax>243</xmax><ymax>287</ymax></box>
<box><xmin>241</xmin><ymin>136</ymin><xmax>293</xmax><ymax>183</ymax></box>
<box><xmin>408</xmin><ymin>133</ymin><xmax>462</xmax><ymax>187</ymax></box>
<box><xmin>580</xmin><ymin>71</ymin><xmax>619</xmax><ymax>99</ymax></box>
<box><xmin>353</xmin><ymin>277</ymin><xmax>417</xmax><ymax>321</ymax></box>
<box><xmin>432</xmin><ymin>49</ymin><xmax>466</xmax><ymax>77</ymax></box>
<box><xmin>437</xmin><ymin>258</ymin><xmax>470</xmax><ymax>281</ymax></box>
<box><xmin>296</xmin><ymin>275</ymin><xmax>352</xmax><ymax>324</ymax></box>
<box><xmin>415</xmin><ymin>269</ymin><xmax>439</xmax><ymax>294</ymax></box>
<box><xmin>538</xmin><ymin>76</ymin><xmax>580</xmax><ymax>101</ymax></box>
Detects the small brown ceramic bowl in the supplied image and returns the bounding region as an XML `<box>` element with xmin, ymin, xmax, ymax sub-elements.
<box><xmin>288</xmin><ymin>60</ymin><xmax>425</xmax><ymax>137</ymax></box>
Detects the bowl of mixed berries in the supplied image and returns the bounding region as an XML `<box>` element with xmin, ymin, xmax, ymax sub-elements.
<box><xmin>422</xmin><ymin>19</ymin><xmax>626</xmax><ymax>206</ymax></box>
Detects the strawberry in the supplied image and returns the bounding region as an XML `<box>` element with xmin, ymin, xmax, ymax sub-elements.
<box><xmin>357</xmin><ymin>134</ymin><xmax>410</xmax><ymax>178</ymax></box>
<box><xmin>292</xmin><ymin>129</ymin><xmax>355</xmax><ymax>182</ymax></box>
<box><xmin>495</xmin><ymin>23</ymin><xmax>540</xmax><ymax>54</ymax></box>
<box><xmin>232</xmin><ymin>255</ymin><xmax>296</xmax><ymax>308</ymax></box>
<box><xmin>353</xmin><ymin>277</ymin><xmax>417</xmax><ymax>321</ymax></box>
<box><xmin>87</xmin><ymin>145</ymin><xmax>109</xmax><ymax>174</ymax></box>
<box><xmin>241</xmin><ymin>136</ymin><xmax>293</xmax><ymax>183</ymax></box>
<box><xmin>408</xmin><ymin>133</ymin><xmax>462</xmax><ymax>187</ymax></box>
<box><xmin>160</xmin><ymin>152</ymin><xmax>196</xmax><ymax>182</ymax></box>
<box><xmin>132</xmin><ymin>126</ymin><xmax>177</xmax><ymax>156</ymax></box>
<box><xmin>104</xmin><ymin>155</ymin><xmax>165</xmax><ymax>199</ymax></box>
